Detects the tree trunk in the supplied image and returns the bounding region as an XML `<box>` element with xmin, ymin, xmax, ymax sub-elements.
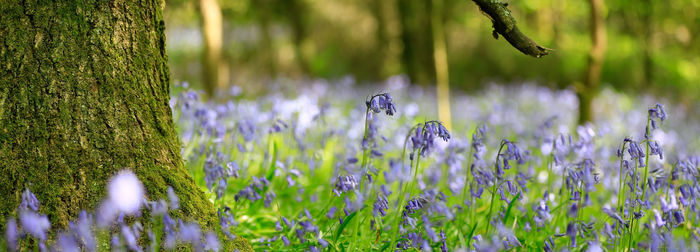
<box><xmin>397</xmin><ymin>0</ymin><xmax>435</xmax><ymax>85</ymax></box>
<box><xmin>284</xmin><ymin>0</ymin><xmax>310</xmax><ymax>75</ymax></box>
<box><xmin>199</xmin><ymin>0</ymin><xmax>228</xmax><ymax>97</ymax></box>
<box><xmin>0</xmin><ymin>0</ymin><xmax>249</xmax><ymax>249</ymax></box>
<box><xmin>578</xmin><ymin>0</ymin><xmax>607</xmax><ymax>124</ymax></box>
<box><xmin>432</xmin><ymin>0</ymin><xmax>452</xmax><ymax>130</ymax></box>
<box><xmin>254</xmin><ymin>0</ymin><xmax>278</xmax><ymax>79</ymax></box>
<box><xmin>371</xmin><ymin>0</ymin><xmax>402</xmax><ymax>79</ymax></box>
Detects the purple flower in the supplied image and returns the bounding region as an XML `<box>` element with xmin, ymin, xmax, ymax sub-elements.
<box><xmin>203</xmin><ymin>232</ymin><xmax>220</xmax><ymax>251</ymax></box>
<box><xmin>120</xmin><ymin>224</ymin><xmax>140</xmax><ymax>251</ymax></box>
<box><xmin>411</xmin><ymin>121</ymin><xmax>450</xmax><ymax>156</ymax></box>
<box><xmin>373</xmin><ymin>194</ymin><xmax>389</xmax><ymax>217</ymax></box>
<box><xmin>269</xmin><ymin>119</ymin><xmax>288</xmax><ymax>133</ymax></box>
<box><xmin>108</xmin><ymin>170</ymin><xmax>144</xmax><ymax>215</ymax></box>
<box><xmin>56</xmin><ymin>232</ymin><xmax>79</xmax><ymax>252</ymax></box>
<box><xmin>218</xmin><ymin>207</ymin><xmax>238</xmax><ymax>239</ymax></box>
<box><xmin>333</xmin><ymin>175</ymin><xmax>357</xmax><ymax>196</ymax></box>
<box><xmin>19</xmin><ymin>210</ymin><xmax>50</xmax><ymax>241</ymax></box>
<box><xmin>167</xmin><ymin>186</ymin><xmax>180</xmax><ymax>210</ymax></box>
<box><xmin>366</xmin><ymin>93</ymin><xmax>397</xmax><ymax>116</ymax></box>
<box><xmin>566</xmin><ymin>222</ymin><xmax>577</xmax><ymax>247</ymax></box>
<box><xmin>648</xmin><ymin>103</ymin><xmax>667</xmax><ymax>122</ymax></box>
<box><xmin>70</xmin><ymin>211</ymin><xmax>96</xmax><ymax>252</ymax></box>
<box><xmin>19</xmin><ymin>189</ymin><xmax>40</xmax><ymax>212</ymax></box>
<box><xmin>236</xmin><ymin>119</ymin><xmax>256</xmax><ymax>142</ymax></box>
<box><xmin>5</xmin><ymin>218</ymin><xmax>17</xmax><ymax>251</ymax></box>
<box><xmin>178</xmin><ymin>220</ymin><xmax>201</xmax><ymax>245</ymax></box>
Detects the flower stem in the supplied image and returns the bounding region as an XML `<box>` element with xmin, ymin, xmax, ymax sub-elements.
<box><xmin>484</xmin><ymin>140</ymin><xmax>507</xmax><ymax>235</ymax></box>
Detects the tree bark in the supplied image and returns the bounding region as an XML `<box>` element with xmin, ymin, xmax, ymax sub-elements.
<box><xmin>472</xmin><ymin>0</ymin><xmax>551</xmax><ymax>58</ymax></box>
<box><xmin>578</xmin><ymin>0</ymin><xmax>607</xmax><ymax>124</ymax></box>
<box><xmin>0</xmin><ymin>0</ymin><xmax>250</xmax><ymax>249</ymax></box>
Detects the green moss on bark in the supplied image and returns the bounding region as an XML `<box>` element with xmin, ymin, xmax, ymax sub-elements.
<box><xmin>0</xmin><ymin>0</ymin><xmax>250</xmax><ymax>250</ymax></box>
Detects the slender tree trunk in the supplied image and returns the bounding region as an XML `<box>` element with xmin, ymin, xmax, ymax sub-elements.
<box><xmin>0</xmin><ymin>1</ymin><xmax>249</xmax><ymax>249</ymax></box>
<box><xmin>199</xmin><ymin>0</ymin><xmax>228</xmax><ymax>97</ymax></box>
<box><xmin>284</xmin><ymin>0</ymin><xmax>310</xmax><ymax>75</ymax></box>
<box><xmin>397</xmin><ymin>0</ymin><xmax>435</xmax><ymax>85</ymax></box>
<box><xmin>371</xmin><ymin>0</ymin><xmax>402</xmax><ymax>79</ymax></box>
<box><xmin>578</xmin><ymin>0</ymin><xmax>607</xmax><ymax>124</ymax></box>
<box><xmin>642</xmin><ymin>0</ymin><xmax>653</xmax><ymax>88</ymax></box>
<box><xmin>254</xmin><ymin>0</ymin><xmax>278</xmax><ymax>78</ymax></box>
<box><xmin>432</xmin><ymin>0</ymin><xmax>452</xmax><ymax>130</ymax></box>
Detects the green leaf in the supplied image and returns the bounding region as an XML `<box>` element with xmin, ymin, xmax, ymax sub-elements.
<box><xmin>466</xmin><ymin>222</ymin><xmax>478</xmax><ymax>248</ymax></box>
<box><xmin>335</xmin><ymin>211</ymin><xmax>358</xmax><ymax>241</ymax></box>
<box><xmin>503</xmin><ymin>192</ymin><xmax>521</xmax><ymax>223</ymax></box>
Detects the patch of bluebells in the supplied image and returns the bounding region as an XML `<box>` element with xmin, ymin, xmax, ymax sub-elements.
<box><xmin>4</xmin><ymin>171</ymin><xmax>222</xmax><ymax>251</ymax></box>
<box><xmin>7</xmin><ymin>80</ymin><xmax>700</xmax><ymax>251</ymax></box>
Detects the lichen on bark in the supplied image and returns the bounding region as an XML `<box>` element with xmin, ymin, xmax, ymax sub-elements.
<box><xmin>0</xmin><ymin>0</ymin><xmax>250</xmax><ymax>250</ymax></box>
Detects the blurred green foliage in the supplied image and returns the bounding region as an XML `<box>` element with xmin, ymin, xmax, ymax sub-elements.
<box><xmin>164</xmin><ymin>0</ymin><xmax>700</xmax><ymax>102</ymax></box>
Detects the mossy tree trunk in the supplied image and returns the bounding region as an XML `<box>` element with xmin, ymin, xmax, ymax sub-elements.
<box><xmin>0</xmin><ymin>0</ymin><xmax>249</xmax><ymax>249</ymax></box>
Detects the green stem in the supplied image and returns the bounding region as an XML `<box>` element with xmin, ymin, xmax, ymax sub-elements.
<box><xmin>390</xmin><ymin>150</ymin><xmax>417</xmax><ymax>250</ymax></box>
<box><xmin>461</xmin><ymin>126</ymin><xmax>478</xmax><ymax>209</ymax></box>
<box><xmin>617</xmin><ymin>141</ymin><xmax>628</xmax><ymax>212</ymax></box>
<box><xmin>484</xmin><ymin>140</ymin><xmax>507</xmax><ymax>235</ymax></box>
<box><xmin>631</xmin><ymin>118</ymin><xmax>653</xmax><ymax>248</ymax></box>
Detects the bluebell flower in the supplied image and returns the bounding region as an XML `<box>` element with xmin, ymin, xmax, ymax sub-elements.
<box><xmin>162</xmin><ymin>214</ymin><xmax>177</xmax><ymax>249</ymax></box>
<box><xmin>326</xmin><ymin>207</ymin><xmax>336</xmax><ymax>219</ymax></box>
<box><xmin>411</xmin><ymin>121</ymin><xmax>450</xmax><ymax>156</ymax></box>
<box><xmin>203</xmin><ymin>232</ymin><xmax>220</xmax><ymax>251</ymax></box>
<box><xmin>333</xmin><ymin>175</ymin><xmax>357</xmax><ymax>196</ymax></box>
<box><xmin>56</xmin><ymin>232</ymin><xmax>79</xmax><ymax>252</ymax></box>
<box><xmin>225</xmin><ymin>161</ymin><xmax>240</xmax><ymax>178</ymax></box>
<box><xmin>5</xmin><ymin>218</ymin><xmax>18</xmax><ymax>251</ymax></box>
<box><xmin>282</xmin><ymin>216</ymin><xmax>294</xmax><ymax>228</ymax></box>
<box><xmin>660</xmin><ymin>196</ymin><xmax>678</xmax><ymax>213</ymax></box>
<box><xmin>203</xmin><ymin>153</ymin><xmax>227</xmax><ymax>191</ymax></box>
<box><xmin>672</xmin><ymin>210</ymin><xmax>685</xmax><ymax>224</ymax></box>
<box><xmin>281</xmin><ymin>235</ymin><xmax>290</xmax><ymax>246</ymax></box>
<box><xmin>566</xmin><ymin>222</ymin><xmax>577</xmax><ymax>247</ymax></box>
<box><xmin>70</xmin><ymin>211</ymin><xmax>96</xmax><ymax>252</ymax></box>
<box><xmin>236</xmin><ymin>119</ymin><xmax>256</xmax><ymax>142</ymax></box>
<box><xmin>543</xmin><ymin>236</ymin><xmax>555</xmax><ymax>252</ymax></box>
<box><xmin>318</xmin><ymin>238</ymin><xmax>329</xmax><ymax>248</ymax></box>
<box><xmin>365</xmin><ymin>93</ymin><xmax>397</xmax><ymax>116</ymax></box>
<box><xmin>265</xmin><ymin>191</ymin><xmax>277</xmax><ymax>208</ymax></box>
<box><xmin>178</xmin><ymin>219</ymin><xmax>201</xmax><ymax>246</ymax></box>
<box><xmin>120</xmin><ymin>224</ymin><xmax>140</xmax><ymax>251</ymax></box>
<box><xmin>269</xmin><ymin>119</ymin><xmax>288</xmax><ymax>133</ymax></box>
<box><xmin>497</xmin><ymin>223</ymin><xmax>522</xmax><ymax>249</ymax></box>
<box><xmin>373</xmin><ymin>194</ymin><xmax>389</xmax><ymax>217</ymax></box>
<box><xmin>648</xmin><ymin>103</ymin><xmax>667</xmax><ymax>122</ymax></box>
<box><xmin>167</xmin><ymin>186</ymin><xmax>180</xmax><ymax>210</ymax></box>
<box><xmin>218</xmin><ymin>207</ymin><xmax>238</xmax><ymax>239</ymax></box>
<box><xmin>19</xmin><ymin>189</ymin><xmax>40</xmax><ymax>212</ymax></box>
<box><xmin>19</xmin><ymin>210</ymin><xmax>50</xmax><ymax>241</ymax></box>
<box><xmin>111</xmin><ymin>234</ymin><xmax>123</xmax><ymax>251</ymax></box>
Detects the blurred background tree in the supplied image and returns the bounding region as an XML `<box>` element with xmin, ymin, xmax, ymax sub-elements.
<box><xmin>164</xmin><ymin>0</ymin><xmax>700</xmax><ymax>120</ymax></box>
